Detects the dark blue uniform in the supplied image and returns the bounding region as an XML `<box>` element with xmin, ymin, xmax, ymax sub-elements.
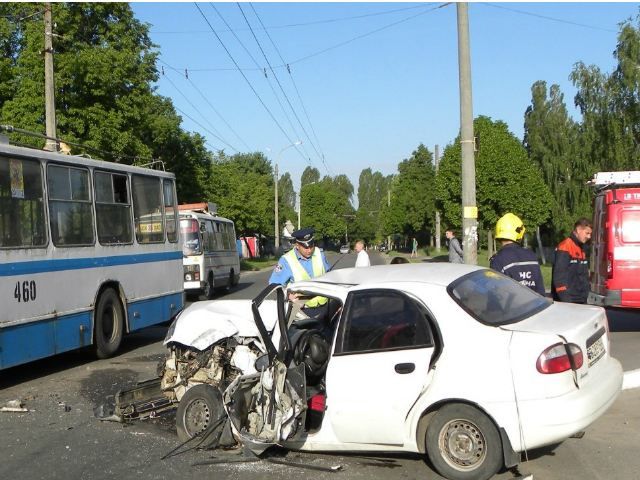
<box><xmin>490</xmin><ymin>243</ymin><xmax>545</xmax><ymax>296</ymax></box>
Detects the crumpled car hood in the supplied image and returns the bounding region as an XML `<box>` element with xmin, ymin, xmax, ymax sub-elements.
<box><xmin>164</xmin><ymin>299</ymin><xmax>279</xmax><ymax>351</ymax></box>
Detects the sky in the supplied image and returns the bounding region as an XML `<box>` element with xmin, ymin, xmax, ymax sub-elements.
<box><xmin>131</xmin><ymin>2</ymin><xmax>640</xmax><ymax>201</ymax></box>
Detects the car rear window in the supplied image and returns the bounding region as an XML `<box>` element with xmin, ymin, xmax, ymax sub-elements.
<box><xmin>621</xmin><ymin>209</ymin><xmax>640</xmax><ymax>243</ymax></box>
<box><xmin>447</xmin><ymin>269</ymin><xmax>550</xmax><ymax>326</ymax></box>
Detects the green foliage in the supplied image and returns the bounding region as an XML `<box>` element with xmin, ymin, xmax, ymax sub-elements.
<box><xmin>301</xmin><ymin>166</ymin><xmax>320</xmax><ymax>187</ymax></box>
<box><xmin>353</xmin><ymin>168</ymin><xmax>391</xmax><ymax>243</ymax></box>
<box><xmin>524</xmin><ymin>81</ymin><xmax>588</xmax><ymax>237</ymax></box>
<box><xmin>300</xmin><ymin>176</ymin><xmax>354</xmax><ymax>243</ymax></box>
<box><xmin>278</xmin><ymin>172</ymin><xmax>296</xmax><ymax>227</ymax></box>
<box><xmin>436</xmin><ymin>116</ymin><xmax>553</xmax><ymax>233</ymax></box>
<box><xmin>208</xmin><ymin>152</ymin><xmax>274</xmax><ymax>236</ymax></box>
<box><xmin>0</xmin><ymin>3</ymin><xmax>211</xmax><ymax>203</ymax></box>
<box><xmin>381</xmin><ymin>144</ymin><xmax>436</xmax><ymax>238</ymax></box>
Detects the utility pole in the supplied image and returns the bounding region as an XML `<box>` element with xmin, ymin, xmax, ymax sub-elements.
<box><xmin>434</xmin><ymin>144</ymin><xmax>441</xmax><ymax>250</ymax></box>
<box><xmin>457</xmin><ymin>3</ymin><xmax>477</xmax><ymax>265</ymax></box>
<box><xmin>274</xmin><ymin>163</ymin><xmax>279</xmax><ymax>251</ymax></box>
<box><xmin>44</xmin><ymin>3</ymin><xmax>58</xmax><ymax>152</ymax></box>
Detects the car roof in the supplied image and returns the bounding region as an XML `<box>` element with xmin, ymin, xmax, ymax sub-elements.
<box><xmin>298</xmin><ymin>262</ymin><xmax>485</xmax><ymax>289</ymax></box>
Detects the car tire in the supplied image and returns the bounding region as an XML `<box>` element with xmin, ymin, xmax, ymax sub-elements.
<box><xmin>230</xmin><ymin>269</ymin><xmax>239</xmax><ymax>287</ymax></box>
<box><xmin>94</xmin><ymin>288</ymin><xmax>124</xmax><ymax>359</ymax></box>
<box><xmin>176</xmin><ymin>384</ymin><xmax>225</xmax><ymax>448</ymax></box>
<box><xmin>425</xmin><ymin>403</ymin><xmax>503</xmax><ymax>480</ymax></box>
<box><xmin>204</xmin><ymin>274</ymin><xmax>215</xmax><ymax>300</ymax></box>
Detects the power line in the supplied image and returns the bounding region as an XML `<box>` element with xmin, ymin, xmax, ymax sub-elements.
<box><xmin>166</xmin><ymin>3</ymin><xmax>451</xmax><ymax>73</ymax></box>
<box><xmin>158</xmin><ymin>58</ymin><xmax>252</xmax><ymax>151</ymax></box>
<box><xmin>173</xmin><ymin>105</ymin><xmax>226</xmax><ymax>153</ymax></box>
<box><xmin>150</xmin><ymin>3</ymin><xmax>442</xmax><ymax>34</ymax></box>
<box><xmin>249</xmin><ymin>2</ymin><xmax>331</xmax><ymax>176</ymax></box>
<box><xmin>162</xmin><ymin>71</ymin><xmax>239</xmax><ymax>152</ymax></box>
<box><xmin>209</xmin><ymin>3</ymin><xmax>313</xmax><ymax>165</ymax></box>
<box><xmin>194</xmin><ymin>3</ymin><xmax>311</xmax><ymax>166</ymax></box>
<box><xmin>288</xmin><ymin>3</ymin><xmax>451</xmax><ymax>67</ymax></box>
<box><xmin>481</xmin><ymin>3</ymin><xmax>617</xmax><ymax>33</ymax></box>
<box><xmin>238</xmin><ymin>2</ymin><xmax>325</xmax><ymax>173</ymax></box>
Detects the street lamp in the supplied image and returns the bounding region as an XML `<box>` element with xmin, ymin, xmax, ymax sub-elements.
<box><xmin>275</xmin><ymin>141</ymin><xmax>302</xmax><ymax>252</ymax></box>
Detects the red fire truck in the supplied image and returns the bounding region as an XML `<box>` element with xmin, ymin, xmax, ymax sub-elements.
<box><xmin>589</xmin><ymin>171</ymin><xmax>640</xmax><ymax>308</ymax></box>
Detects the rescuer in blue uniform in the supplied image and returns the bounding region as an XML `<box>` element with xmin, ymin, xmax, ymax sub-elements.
<box><xmin>489</xmin><ymin>213</ymin><xmax>546</xmax><ymax>296</ymax></box>
<box><xmin>269</xmin><ymin>227</ymin><xmax>331</xmax><ymax>318</ymax></box>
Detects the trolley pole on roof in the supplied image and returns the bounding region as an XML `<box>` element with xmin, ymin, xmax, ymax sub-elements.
<box><xmin>44</xmin><ymin>3</ymin><xmax>58</xmax><ymax>152</ymax></box>
<box><xmin>457</xmin><ymin>3</ymin><xmax>478</xmax><ymax>265</ymax></box>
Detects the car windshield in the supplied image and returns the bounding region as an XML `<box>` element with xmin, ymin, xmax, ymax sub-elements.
<box><xmin>447</xmin><ymin>269</ymin><xmax>550</xmax><ymax>326</ymax></box>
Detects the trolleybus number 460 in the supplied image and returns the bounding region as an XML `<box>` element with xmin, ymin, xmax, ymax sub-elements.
<box><xmin>14</xmin><ymin>280</ymin><xmax>37</xmax><ymax>303</ymax></box>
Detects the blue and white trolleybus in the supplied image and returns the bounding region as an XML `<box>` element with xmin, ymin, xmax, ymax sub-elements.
<box><xmin>0</xmin><ymin>141</ymin><xmax>184</xmax><ymax>369</ymax></box>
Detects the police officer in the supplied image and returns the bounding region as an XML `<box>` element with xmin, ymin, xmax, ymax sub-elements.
<box><xmin>269</xmin><ymin>227</ymin><xmax>331</xmax><ymax>317</ymax></box>
<box><xmin>490</xmin><ymin>213</ymin><xmax>545</xmax><ymax>296</ymax></box>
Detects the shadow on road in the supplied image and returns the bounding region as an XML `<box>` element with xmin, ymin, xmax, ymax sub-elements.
<box><xmin>606</xmin><ymin>307</ymin><xmax>640</xmax><ymax>332</ymax></box>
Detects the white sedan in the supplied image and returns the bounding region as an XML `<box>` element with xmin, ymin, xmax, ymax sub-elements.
<box><xmin>162</xmin><ymin>263</ymin><xmax>622</xmax><ymax>480</ymax></box>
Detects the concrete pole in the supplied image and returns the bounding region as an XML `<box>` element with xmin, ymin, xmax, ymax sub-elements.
<box><xmin>435</xmin><ymin>144</ymin><xmax>441</xmax><ymax>250</ymax></box>
<box><xmin>274</xmin><ymin>163</ymin><xmax>279</xmax><ymax>251</ymax></box>
<box><xmin>457</xmin><ymin>3</ymin><xmax>478</xmax><ymax>265</ymax></box>
<box><xmin>44</xmin><ymin>3</ymin><xmax>58</xmax><ymax>152</ymax></box>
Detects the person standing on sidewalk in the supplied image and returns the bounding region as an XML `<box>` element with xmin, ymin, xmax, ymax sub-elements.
<box><xmin>552</xmin><ymin>217</ymin><xmax>593</xmax><ymax>303</ymax></box>
<box><xmin>490</xmin><ymin>213</ymin><xmax>545</xmax><ymax>296</ymax></box>
<box><xmin>411</xmin><ymin>237</ymin><xmax>418</xmax><ymax>258</ymax></box>
<box><xmin>354</xmin><ymin>240</ymin><xmax>370</xmax><ymax>267</ymax></box>
<box><xmin>445</xmin><ymin>229</ymin><xmax>463</xmax><ymax>263</ymax></box>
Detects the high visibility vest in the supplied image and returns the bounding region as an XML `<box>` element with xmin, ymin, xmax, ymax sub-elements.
<box><xmin>283</xmin><ymin>248</ymin><xmax>328</xmax><ymax>307</ymax></box>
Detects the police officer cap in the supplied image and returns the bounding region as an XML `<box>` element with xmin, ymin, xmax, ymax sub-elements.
<box><xmin>292</xmin><ymin>227</ymin><xmax>315</xmax><ymax>246</ymax></box>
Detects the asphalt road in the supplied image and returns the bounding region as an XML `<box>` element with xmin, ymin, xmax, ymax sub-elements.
<box><xmin>1</xmin><ymin>251</ymin><xmax>639</xmax><ymax>480</ymax></box>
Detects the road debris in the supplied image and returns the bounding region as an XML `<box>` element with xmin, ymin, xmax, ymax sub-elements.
<box><xmin>1</xmin><ymin>399</ymin><xmax>29</xmax><ymax>413</ymax></box>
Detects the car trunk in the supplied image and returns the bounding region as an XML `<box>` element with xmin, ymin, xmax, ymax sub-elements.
<box><xmin>501</xmin><ymin>302</ymin><xmax>610</xmax><ymax>391</ymax></box>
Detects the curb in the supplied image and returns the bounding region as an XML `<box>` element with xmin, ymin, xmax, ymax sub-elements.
<box><xmin>623</xmin><ymin>368</ymin><xmax>640</xmax><ymax>390</ymax></box>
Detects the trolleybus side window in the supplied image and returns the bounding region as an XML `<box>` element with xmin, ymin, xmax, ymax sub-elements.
<box><xmin>47</xmin><ymin>164</ymin><xmax>94</xmax><ymax>246</ymax></box>
<box><xmin>95</xmin><ymin>171</ymin><xmax>132</xmax><ymax>245</ymax></box>
<box><xmin>0</xmin><ymin>156</ymin><xmax>47</xmax><ymax>248</ymax></box>
<box><xmin>163</xmin><ymin>179</ymin><xmax>178</xmax><ymax>243</ymax></box>
<box><xmin>132</xmin><ymin>174</ymin><xmax>163</xmax><ymax>243</ymax></box>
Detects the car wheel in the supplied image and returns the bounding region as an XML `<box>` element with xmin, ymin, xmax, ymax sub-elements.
<box><xmin>425</xmin><ymin>404</ymin><xmax>503</xmax><ymax>480</ymax></box>
<box><xmin>175</xmin><ymin>384</ymin><xmax>225</xmax><ymax>448</ymax></box>
<box><xmin>204</xmin><ymin>274</ymin><xmax>215</xmax><ymax>300</ymax></box>
<box><xmin>94</xmin><ymin>288</ymin><xmax>124</xmax><ymax>359</ymax></box>
<box><xmin>230</xmin><ymin>269</ymin><xmax>239</xmax><ymax>287</ymax></box>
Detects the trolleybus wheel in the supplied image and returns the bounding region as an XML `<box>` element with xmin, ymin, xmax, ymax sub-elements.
<box><xmin>94</xmin><ymin>288</ymin><xmax>124</xmax><ymax>359</ymax></box>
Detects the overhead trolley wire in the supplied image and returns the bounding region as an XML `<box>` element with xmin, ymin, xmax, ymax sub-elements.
<box><xmin>162</xmin><ymin>71</ymin><xmax>239</xmax><ymax>152</ymax></box>
<box><xmin>249</xmin><ymin>2</ymin><xmax>331</xmax><ymax>176</ymax></box>
<box><xmin>288</xmin><ymin>3</ymin><xmax>451</xmax><ymax>67</ymax></box>
<box><xmin>168</xmin><ymin>3</ymin><xmax>451</xmax><ymax>73</ymax></box>
<box><xmin>237</xmin><ymin>2</ymin><xmax>325</xmax><ymax>173</ymax></box>
<box><xmin>209</xmin><ymin>2</ymin><xmax>305</xmax><ymax>161</ymax></box>
<box><xmin>158</xmin><ymin>58</ymin><xmax>252</xmax><ymax>151</ymax></box>
<box><xmin>151</xmin><ymin>3</ymin><xmax>441</xmax><ymax>35</ymax></box>
<box><xmin>481</xmin><ymin>3</ymin><xmax>617</xmax><ymax>34</ymax></box>
<box><xmin>199</xmin><ymin>2</ymin><xmax>312</xmax><ymax>167</ymax></box>
<box><xmin>173</xmin><ymin>105</ymin><xmax>226</xmax><ymax>152</ymax></box>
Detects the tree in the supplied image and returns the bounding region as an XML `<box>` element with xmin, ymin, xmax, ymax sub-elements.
<box><xmin>524</xmin><ymin>81</ymin><xmax>583</xmax><ymax>236</ymax></box>
<box><xmin>381</xmin><ymin>144</ymin><xmax>436</xmax><ymax>240</ymax></box>
<box><xmin>0</xmin><ymin>3</ymin><xmax>211</xmax><ymax>202</ymax></box>
<box><xmin>208</xmin><ymin>152</ymin><xmax>274</xmax><ymax>237</ymax></box>
<box><xmin>299</xmin><ymin>175</ymin><xmax>354</xmax><ymax>244</ymax></box>
<box><xmin>353</xmin><ymin>168</ymin><xmax>390</xmax><ymax>243</ymax></box>
<box><xmin>301</xmin><ymin>166</ymin><xmax>320</xmax><ymax>187</ymax></box>
<box><xmin>436</xmin><ymin>116</ymin><xmax>553</xmax><ymax>239</ymax></box>
<box><xmin>278</xmin><ymin>172</ymin><xmax>296</xmax><ymax>228</ymax></box>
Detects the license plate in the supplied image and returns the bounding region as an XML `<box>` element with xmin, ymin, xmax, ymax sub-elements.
<box><xmin>587</xmin><ymin>336</ymin><xmax>605</xmax><ymax>366</ymax></box>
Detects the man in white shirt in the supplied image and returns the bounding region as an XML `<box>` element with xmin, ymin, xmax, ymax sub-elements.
<box><xmin>354</xmin><ymin>240</ymin><xmax>370</xmax><ymax>267</ymax></box>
